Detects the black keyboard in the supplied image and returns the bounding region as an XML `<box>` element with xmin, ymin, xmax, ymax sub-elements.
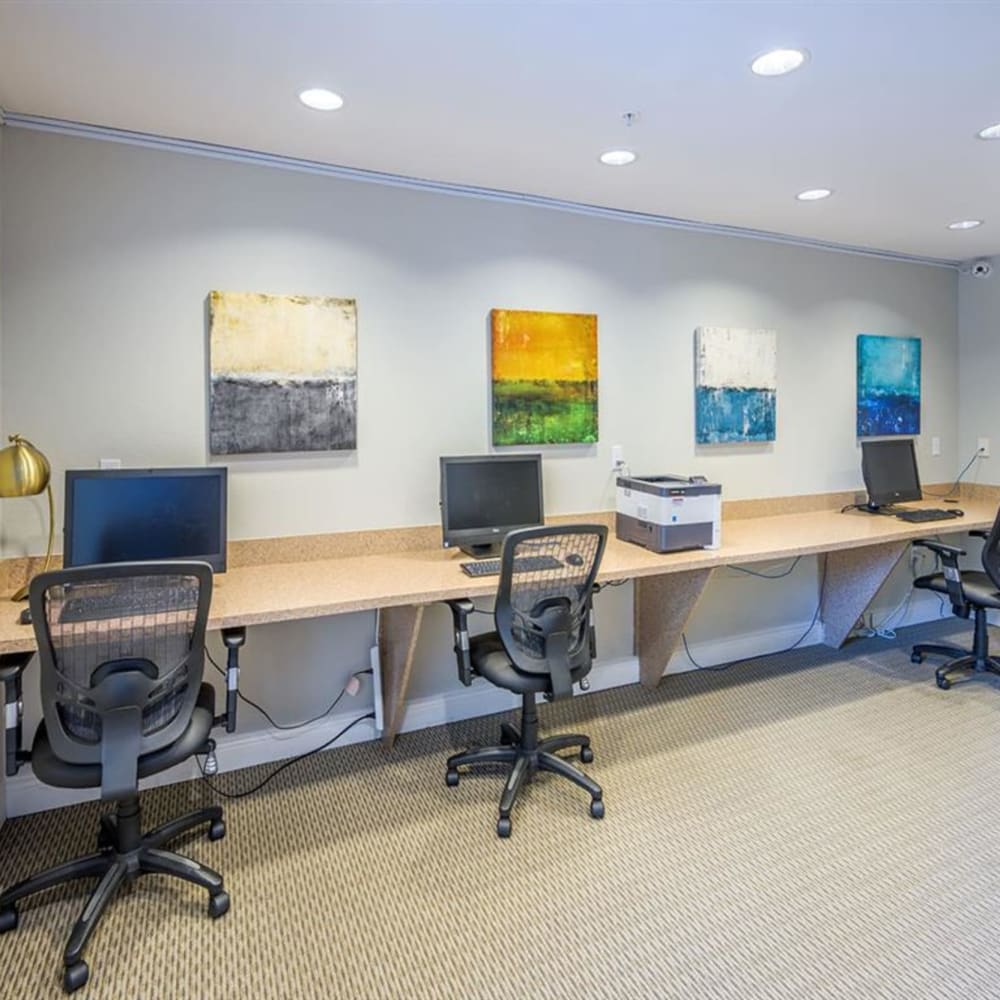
<box><xmin>894</xmin><ymin>508</ymin><xmax>963</xmax><ymax>523</ymax></box>
<box><xmin>59</xmin><ymin>586</ymin><xmax>199</xmax><ymax>623</ymax></box>
<box><xmin>460</xmin><ymin>554</ymin><xmax>563</xmax><ymax>577</ymax></box>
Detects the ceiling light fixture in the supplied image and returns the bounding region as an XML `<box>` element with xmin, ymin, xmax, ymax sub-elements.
<box><xmin>298</xmin><ymin>88</ymin><xmax>344</xmax><ymax>111</ymax></box>
<box><xmin>796</xmin><ymin>188</ymin><xmax>832</xmax><ymax>201</ymax></box>
<box><xmin>948</xmin><ymin>219</ymin><xmax>983</xmax><ymax>230</ymax></box>
<box><xmin>751</xmin><ymin>48</ymin><xmax>808</xmax><ymax>77</ymax></box>
<box><xmin>600</xmin><ymin>149</ymin><xmax>637</xmax><ymax>166</ymax></box>
<box><xmin>977</xmin><ymin>123</ymin><xmax>1000</xmax><ymax>140</ymax></box>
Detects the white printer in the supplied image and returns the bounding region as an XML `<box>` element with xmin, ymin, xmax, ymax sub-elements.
<box><xmin>615</xmin><ymin>474</ymin><xmax>722</xmax><ymax>553</ymax></box>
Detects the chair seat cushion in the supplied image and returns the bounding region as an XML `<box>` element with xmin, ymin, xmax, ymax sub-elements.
<box><xmin>31</xmin><ymin>683</ymin><xmax>217</xmax><ymax>790</ymax></box>
<box><xmin>914</xmin><ymin>570</ymin><xmax>1000</xmax><ymax>609</ymax></box>
<box><xmin>470</xmin><ymin>632</ymin><xmax>590</xmax><ymax>695</ymax></box>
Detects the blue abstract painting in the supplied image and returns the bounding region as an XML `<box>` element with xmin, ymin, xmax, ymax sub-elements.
<box><xmin>695</xmin><ymin>327</ymin><xmax>777</xmax><ymax>444</ymax></box>
<box><xmin>856</xmin><ymin>334</ymin><xmax>921</xmax><ymax>437</ymax></box>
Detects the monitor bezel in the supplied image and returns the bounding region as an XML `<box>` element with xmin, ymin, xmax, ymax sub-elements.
<box><xmin>439</xmin><ymin>453</ymin><xmax>544</xmax><ymax>555</ymax></box>
<box><xmin>63</xmin><ymin>466</ymin><xmax>228</xmax><ymax>572</ymax></box>
<box><xmin>860</xmin><ymin>438</ymin><xmax>922</xmax><ymax>508</ymax></box>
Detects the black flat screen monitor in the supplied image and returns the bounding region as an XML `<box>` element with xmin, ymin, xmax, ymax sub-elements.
<box><xmin>440</xmin><ymin>454</ymin><xmax>543</xmax><ymax>557</ymax></box>
<box><xmin>64</xmin><ymin>467</ymin><xmax>228</xmax><ymax>572</ymax></box>
<box><xmin>860</xmin><ymin>439</ymin><xmax>922</xmax><ymax>509</ymax></box>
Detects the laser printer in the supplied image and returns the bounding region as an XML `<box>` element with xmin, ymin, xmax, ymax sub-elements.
<box><xmin>615</xmin><ymin>474</ymin><xmax>722</xmax><ymax>553</ymax></box>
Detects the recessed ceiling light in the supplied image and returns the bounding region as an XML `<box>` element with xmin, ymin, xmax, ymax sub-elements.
<box><xmin>948</xmin><ymin>219</ymin><xmax>983</xmax><ymax>230</ymax></box>
<box><xmin>298</xmin><ymin>88</ymin><xmax>344</xmax><ymax>111</ymax></box>
<box><xmin>796</xmin><ymin>188</ymin><xmax>832</xmax><ymax>201</ymax></box>
<box><xmin>600</xmin><ymin>150</ymin><xmax>637</xmax><ymax>166</ymax></box>
<box><xmin>751</xmin><ymin>48</ymin><xmax>808</xmax><ymax>77</ymax></box>
<box><xmin>977</xmin><ymin>123</ymin><xmax>1000</xmax><ymax>140</ymax></box>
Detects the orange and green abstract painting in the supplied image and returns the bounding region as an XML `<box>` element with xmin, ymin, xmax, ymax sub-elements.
<box><xmin>491</xmin><ymin>308</ymin><xmax>598</xmax><ymax>445</ymax></box>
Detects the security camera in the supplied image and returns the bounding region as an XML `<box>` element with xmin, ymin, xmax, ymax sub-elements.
<box><xmin>970</xmin><ymin>259</ymin><xmax>993</xmax><ymax>278</ymax></box>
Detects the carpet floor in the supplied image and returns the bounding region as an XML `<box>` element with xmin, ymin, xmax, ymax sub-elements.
<box><xmin>2</xmin><ymin>619</ymin><xmax>1000</xmax><ymax>999</ymax></box>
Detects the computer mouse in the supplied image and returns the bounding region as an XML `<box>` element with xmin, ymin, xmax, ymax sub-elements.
<box><xmin>18</xmin><ymin>607</ymin><xmax>32</xmax><ymax>626</ymax></box>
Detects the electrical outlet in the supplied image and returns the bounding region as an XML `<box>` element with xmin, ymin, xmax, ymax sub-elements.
<box><xmin>611</xmin><ymin>444</ymin><xmax>625</xmax><ymax>471</ymax></box>
<box><xmin>99</xmin><ymin>458</ymin><xmax>122</xmax><ymax>470</ymax></box>
<box><xmin>931</xmin><ymin>436</ymin><xmax>941</xmax><ymax>457</ymax></box>
<box><xmin>978</xmin><ymin>437</ymin><xmax>991</xmax><ymax>458</ymax></box>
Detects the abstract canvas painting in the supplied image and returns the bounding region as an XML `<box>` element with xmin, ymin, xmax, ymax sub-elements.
<box><xmin>209</xmin><ymin>290</ymin><xmax>357</xmax><ymax>455</ymax></box>
<box><xmin>491</xmin><ymin>308</ymin><xmax>598</xmax><ymax>445</ymax></box>
<box><xmin>694</xmin><ymin>326</ymin><xmax>777</xmax><ymax>444</ymax></box>
<box><xmin>856</xmin><ymin>334</ymin><xmax>921</xmax><ymax>437</ymax></box>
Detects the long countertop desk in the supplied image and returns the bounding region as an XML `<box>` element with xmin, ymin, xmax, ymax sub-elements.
<box><xmin>2</xmin><ymin>497</ymin><xmax>996</xmax><ymax>763</ymax></box>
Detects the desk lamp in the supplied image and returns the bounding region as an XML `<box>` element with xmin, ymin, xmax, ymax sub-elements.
<box><xmin>0</xmin><ymin>434</ymin><xmax>54</xmax><ymax>601</ymax></box>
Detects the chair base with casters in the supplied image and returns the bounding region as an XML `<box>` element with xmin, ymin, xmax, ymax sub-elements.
<box><xmin>911</xmin><ymin>600</ymin><xmax>1000</xmax><ymax>690</ymax></box>
<box><xmin>0</xmin><ymin>684</ymin><xmax>228</xmax><ymax>994</ymax></box>
<box><xmin>446</xmin><ymin>689</ymin><xmax>604</xmax><ymax>838</ymax></box>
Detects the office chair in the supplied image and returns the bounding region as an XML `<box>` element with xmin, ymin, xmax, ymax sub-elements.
<box><xmin>445</xmin><ymin>524</ymin><xmax>607</xmax><ymax>837</ymax></box>
<box><xmin>910</xmin><ymin>509</ymin><xmax>1000</xmax><ymax>689</ymax></box>
<box><xmin>0</xmin><ymin>562</ymin><xmax>229</xmax><ymax>993</ymax></box>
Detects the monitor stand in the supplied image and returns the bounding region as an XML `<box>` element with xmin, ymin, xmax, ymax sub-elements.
<box><xmin>460</xmin><ymin>542</ymin><xmax>502</xmax><ymax>559</ymax></box>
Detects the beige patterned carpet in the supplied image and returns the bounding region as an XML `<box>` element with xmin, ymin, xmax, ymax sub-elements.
<box><xmin>3</xmin><ymin>620</ymin><xmax>1000</xmax><ymax>999</ymax></box>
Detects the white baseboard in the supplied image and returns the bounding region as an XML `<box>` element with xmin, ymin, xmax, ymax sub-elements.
<box><xmin>4</xmin><ymin>594</ymin><xmax>948</xmax><ymax>818</ymax></box>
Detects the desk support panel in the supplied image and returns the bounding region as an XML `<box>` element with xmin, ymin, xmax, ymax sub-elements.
<box><xmin>820</xmin><ymin>542</ymin><xmax>908</xmax><ymax>648</ymax></box>
<box><xmin>634</xmin><ymin>569</ymin><xmax>713</xmax><ymax>688</ymax></box>
<box><xmin>379</xmin><ymin>604</ymin><xmax>426</xmax><ymax>748</ymax></box>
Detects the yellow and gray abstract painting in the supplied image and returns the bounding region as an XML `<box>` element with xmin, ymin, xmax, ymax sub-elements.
<box><xmin>209</xmin><ymin>290</ymin><xmax>358</xmax><ymax>454</ymax></box>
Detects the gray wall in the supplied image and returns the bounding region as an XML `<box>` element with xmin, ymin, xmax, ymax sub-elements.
<box><xmin>958</xmin><ymin>257</ymin><xmax>1000</xmax><ymax>484</ymax></box>
<box><xmin>0</xmin><ymin>127</ymin><xmax>961</xmax><ymax>809</ymax></box>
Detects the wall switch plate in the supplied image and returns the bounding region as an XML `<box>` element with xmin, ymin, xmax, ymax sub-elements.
<box><xmin>978</xmin><ymin>437</ymin><xmax>991</xmax><ymax>458</ymax></box>
<box><xmin>611</xmin><ymin>444</ymin><xmax>624</xmax><ymax>471</ymax></box>
<box><xmin>931</xmin><ymin>436</ymin><xmax>941</xmax><ymax>456</ymax></box>
<box><xmin>99</xmin><ymin>458</ymin><xmax>122</xmax><ymax>470</ymax></box>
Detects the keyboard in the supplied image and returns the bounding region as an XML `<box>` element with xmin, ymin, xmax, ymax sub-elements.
<box><xmin>460</xmin><ymin>554</ymin><xmax>563</xmax><ymax>577</ymax></box>
<box><xmin>894</xmin><ymin>508</ymin><xmax>963</xmax><ymax>523</ymax></box>
<box><xmin>59</xmin><ymin>586</ymin><xmax>199</xmax><ymax>623</ymax></box>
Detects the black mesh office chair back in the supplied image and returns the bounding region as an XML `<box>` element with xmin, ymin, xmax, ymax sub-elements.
<box><xmin>445</xmin><ymin>524</ymin><xmax>608</xmax><ymax>837</ymax></box>
<box><xmin>979</xmin><ymin>510</ymin><xmax>1000</xmax><ymax>588</ymax></box>
<box><xmin>33</xmin><ymin>563</ymin><xmax>211</xmax><ymax>797</ymax></box>
<box><xmin>495</xmin><ymin>527</ymin><xmax>605</xmax><ymax>698</ymax></box>
<box><xmin>1</xmin><ymin>562</ymin><xmax>228</xmax><ymax>994</ymax></box>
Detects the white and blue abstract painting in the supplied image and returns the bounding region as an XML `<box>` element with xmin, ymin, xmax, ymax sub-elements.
<box><xmin>695</xmin><ymin>327</ymin><xmax>777</xmax><ymax>444</ymax></box>
<box><xmin>856</xmin><ymin>334</ymin><xmax>921</xmax><ymax>438</ymax></box>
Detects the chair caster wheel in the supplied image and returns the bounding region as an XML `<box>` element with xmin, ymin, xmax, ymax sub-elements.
<box><xmin>209</xmin><ymin>819</ymin><xmax>226</xmax><ymax>841</ymax></box>
<box><xmin>496</xmin><ymin>816</ymin><xmax>512</xmax><ymax>838</ymax></box>
<box><xmin>445</xmin><ymin>769</ymin><xmax>460</xmax><ymax>788</ymax></box>
<box><xmin>911</xmin><ymin>652</ymin><xmax>924</xmax><ymax>664</ymax></box>
<box><xmin>0</xmin><ymin>906</ymin><xmax>18</xmax><ymax>933</ymax></box>
<box><xmin>63</xmin><ymin>960</ymin><xmax>89</xmax><ymax>993</ymax></box>
<box><xmin>580</xmin><ymin>746</ymin><xmax>594</xmax><ymax>764</ymax></box>
<box><xmin>208</xmin><ymin>890</ymin><xmax>230</xmax><ymax>919</ymax></box>
<box><xmin>590</xmin><ymin>798</ymin><xmax>605</xmax><ymax>820</ymax></box>
<box><xmin>936</xmin><ymin>676</ymin><xmax>951</xmax><ymax>690</ymax></box>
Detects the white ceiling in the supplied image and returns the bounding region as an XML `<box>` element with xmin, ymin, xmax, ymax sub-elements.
<box><xmin>1</xmin><ymin>0</ymin><xmax>999</xmax><ymax>263</ymax></box>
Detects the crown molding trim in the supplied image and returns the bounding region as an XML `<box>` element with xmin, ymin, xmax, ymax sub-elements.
<box><xmin>0</xmin><ymin>110</ymin><xmax>960</xmax><ymax>270</ymax></box>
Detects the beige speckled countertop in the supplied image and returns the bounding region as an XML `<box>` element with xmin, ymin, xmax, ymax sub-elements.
<box><xmin>1</xmin><ymin>497</ymin><xmax>994</xmax><ymax>656</ymax></box>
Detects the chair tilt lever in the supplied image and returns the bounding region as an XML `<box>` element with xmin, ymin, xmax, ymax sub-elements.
<box><xmin>218</xmin><ymin>627</ymin><xmax>246</xmax><ymax>733</ymax></box>
<box><xmin>1</xmin><ymin>652</ymin><xmax>34</xmax><ymax>777</ymax></box>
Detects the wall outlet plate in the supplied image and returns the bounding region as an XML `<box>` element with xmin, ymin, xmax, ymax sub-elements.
<box><xmin>978</xmin><ymin>437</ymin><xmax>991</xmax><ymax>458</ymax></box>
<box><xmin>99</xmin><ymin>458</ymin><xmax>122</xmax><ymax>470</ymax></box>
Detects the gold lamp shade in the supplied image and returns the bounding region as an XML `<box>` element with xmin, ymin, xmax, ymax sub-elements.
<box><xmin>0</xmin><ymin>435</ymin><xmax>54</xmax><ymax>601</ymax></box>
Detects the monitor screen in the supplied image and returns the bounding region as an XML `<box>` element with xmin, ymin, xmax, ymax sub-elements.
<box><xmin>860</xmin><ymin>439</ymin><xmax>922</xmax><ymax>508</ymax></box>
<box><xmin>64</xmin><ymin>468</ymin><xmax>228</xmax><ymax>572</ymax></box>
<box><xmin>440</xmin><ymin>454</ymin><xmax>543</xmax><ymax>556</ymax></box>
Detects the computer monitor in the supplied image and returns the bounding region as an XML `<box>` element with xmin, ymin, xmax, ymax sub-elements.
<box><xmin>440</xmin><ymin>454</ymin><xmax>544</xmax><ymax>557</ymax></box>
<box><xmin>860</xmin><ymin>438</ymin><xmax>922</xmax><ymax>510</ymax></box>
<box><xmin>64</xmin><ymin>467</ymin><xmax>228</xmax><ymax>572</ymax></box>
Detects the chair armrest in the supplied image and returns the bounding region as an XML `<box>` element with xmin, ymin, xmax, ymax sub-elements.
<box><xmin>969</xmin><ymin>530</ymin><xmax>989</xmax><ymax>540</ymax></box>
<box><xmin>445</xmin><ymin>598</ymin><xmax>475</xmax><ymax>687</ymax></box>
<box><xmin>913</xmin><ymin>539</ymin><xmax>968</xmax><ymax>611</ymax></box>
<box><xmin>1</xmin><ymin>651</ymin><xmax>34</xmax><ymax>777</ymax></box>
<box><xmin>913</xmin><ymin>539</ymin><xmax>966</xmax><ymax>560</ymax></box>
